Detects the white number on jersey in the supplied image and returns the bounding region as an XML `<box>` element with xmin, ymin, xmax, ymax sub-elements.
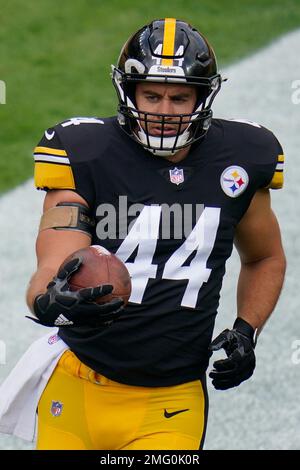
<box><xmin>61</xmin><ymin>117</ymin><xmax>104</xmax><ymax>127</ymax></box>
<box><xmin>116</xmin><ymin>206</ymin><xmax>160</xmax><ymax>303</ymax></box>
<box><xmin>116</xmin><ymin>206</ymin><xmax>221</xmax><ymax>308</ymax></box>
<box><xmin>162</xmin><ymin>207</ymin><xmax>220</xmax><ymax>307</ymax></box>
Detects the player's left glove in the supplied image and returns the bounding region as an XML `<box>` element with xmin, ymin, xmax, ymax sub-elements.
<box><xmin>208</xmin><ymin>317</ymin><xmax>256</xmax><ymax>390</ymax></box>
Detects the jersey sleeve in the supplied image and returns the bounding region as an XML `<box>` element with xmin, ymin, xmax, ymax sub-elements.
<box><xmin>33</xmin><ymin>125</ymin><xmax>96</xmax><ymax>207</ymax></box>
<box><xmin>265</xmin><ymin>138</ymin><xmax>284</xmax><ymax>190</ymax></box>
<box><xmin>228</xmin><ymin>119</ymin><xmax>285</xmax><ymax>191</ymax></box>
<box><xmin>34</xmin><ymin>129</ymin><xmax>75</xmax><ymax>190</ymax></box>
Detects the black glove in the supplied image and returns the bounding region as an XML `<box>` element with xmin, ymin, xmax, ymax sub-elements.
<box><xmin>208</xmin><ymin>317</ymin><xmax>256</xmax><ymax>390</ymax></box>
<box><xmin>26</xmin><ymin>257</ymin><xmax>124</xmax><ymax>328</ymax></box>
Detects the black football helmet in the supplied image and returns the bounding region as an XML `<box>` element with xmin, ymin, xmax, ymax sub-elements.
<box><xmin>112</xmin><ymin>18</ymin><xmax>222</xmax><ymax>156</ymax></box>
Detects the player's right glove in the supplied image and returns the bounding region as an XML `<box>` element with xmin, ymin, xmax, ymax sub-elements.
<box><xmin>26</xmin><ymin>258</ymin><xmax>124</xmax><ymax>328</ymax></box>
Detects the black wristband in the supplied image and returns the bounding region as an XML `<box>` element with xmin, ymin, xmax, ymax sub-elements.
<box><xmin>233</xmin><ymin>317</ymin><xmax>256</xmax><ymax>347</ymax></box>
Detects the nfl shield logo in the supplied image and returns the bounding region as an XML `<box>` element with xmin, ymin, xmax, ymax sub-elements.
<box><xmin>48</xmin><ymin>333</ymin><xmax>60</xmax><ymax>345</ymax></box>
<box><xmin>51</xmin><ymin>401</ymin><xmax>63</xmax><ymax>417</ymax></box>
<box><xmin>169</xmin><ymin>167</ymin><xmax>184</xmax><ymax>185</ymax></box>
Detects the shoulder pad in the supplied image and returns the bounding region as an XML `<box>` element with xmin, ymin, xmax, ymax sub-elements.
<box><xmin>224</xmin><ymin>119</ymin><xmax>284</xmax><ymax>190</ymax></box>
<box><xmin>54</xmin><ymin>116</ymin><xmax>111</xmax><ymax>164</ymax></box>
<box><xmin>33</xmin><ymin>117</ymin><xmax>113</xmax><ymax>191</ymax></box>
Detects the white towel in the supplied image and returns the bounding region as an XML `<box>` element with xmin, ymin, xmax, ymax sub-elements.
<box><xmin>0</xmin><ymin>329</ymin><xmax>69</xmax><ymax>442</ymax></box>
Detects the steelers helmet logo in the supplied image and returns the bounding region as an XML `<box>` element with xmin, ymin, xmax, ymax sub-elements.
<box><xmin>220</xmin><ymin>166</ymin><xmax>249</xmax><ymax>198</ymax></box>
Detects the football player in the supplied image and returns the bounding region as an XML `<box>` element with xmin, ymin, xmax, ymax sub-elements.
<box><xmin>26</xmin><ymin>18</ymin><xmax>286</xmax><ymax>450</ymax></box>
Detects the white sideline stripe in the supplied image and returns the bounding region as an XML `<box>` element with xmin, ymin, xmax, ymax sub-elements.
<box><xmin>1</xmin><ymin>29</ymin><xmax>300</xmax><ymax>450</ymax></box>
<box><xmin>34</xmin><ymin>154</ymin><xmax>70</xmax><ymax>165</ymax></box>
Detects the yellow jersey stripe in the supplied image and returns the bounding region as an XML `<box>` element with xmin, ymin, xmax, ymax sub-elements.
<box><xmin>278</xmin><ymin>154</ymin><xmax>284</xmax><ymax>162</ymax></box>
<box><xmin>34</xmin><ymin>162</ymin><xmax>75</xmax><ymax>189</ymax></box>
<box><xmin>161</xmin><ymin>18</ymin><xmax>176</xmax><ymax>66</ymax></box>
<box><xmin>34</xmin><ymin>146</ymin><xmax>68</xmax><ymax>157</ymax></box>
<box><xmin>267</xmin><ymin>171</ymin><xmax>284</xmax><ymax>189</ymax></box>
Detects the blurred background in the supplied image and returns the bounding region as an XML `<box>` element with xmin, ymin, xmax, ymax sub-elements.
<box><xmin>0</xmin><ymin>0</ymin><xmax>300</xmax><ymax>450</ymax></box>
<box><xmin>1</xmin><ymin>0</ymin><xmax>300</xmax><ymax>193</ymax></box>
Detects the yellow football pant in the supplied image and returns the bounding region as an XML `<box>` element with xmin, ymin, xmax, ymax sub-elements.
<box><xmin>37</xmin><ymin>350</ymin><xmax>208</xmax><ymax>450</ymax></box>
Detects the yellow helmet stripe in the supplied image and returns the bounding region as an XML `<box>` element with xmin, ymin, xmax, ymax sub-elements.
<box><xmin>34</xmin><ymin>146</ymin><xmax>68</xmax><ymax>157</ymax></box>
<box><xmin>161</xmin><ymin>18</ymin><xmax>176</xmax><ymax>66</ymax></box>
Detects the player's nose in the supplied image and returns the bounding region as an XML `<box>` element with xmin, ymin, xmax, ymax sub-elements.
<box><xmin>159</xmin><ymin>97</ymin><xmax>175</xmax><ymax>116</ymax></box>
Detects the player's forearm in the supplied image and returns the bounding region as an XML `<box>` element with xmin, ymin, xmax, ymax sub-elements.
<box><xmin>26</xmin><ymin>266</ymin><xmax>58</xmax><ymax>313</ymax></box>
<box><xmin>236</xmin><ymin>252</ymin><xmax>286</xmax><ymax>333</ymax></box>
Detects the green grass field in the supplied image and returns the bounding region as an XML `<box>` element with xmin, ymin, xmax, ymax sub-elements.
<box><xmin>0</xmin><ymin>0</ymin><xmax>299</xmax><ymax>193</ymax></box>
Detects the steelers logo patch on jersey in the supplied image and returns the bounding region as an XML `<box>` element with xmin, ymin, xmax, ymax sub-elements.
<box><xmin>220</xmin><ymin>166</ymin><xmax>249</xmax><ymax>198</ymax></box>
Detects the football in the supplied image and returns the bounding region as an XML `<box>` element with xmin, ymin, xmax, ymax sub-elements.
<box><xmin>61</xmin><ymin>245</ymin><xmax>131</xmax><ymax>305</ymax></box>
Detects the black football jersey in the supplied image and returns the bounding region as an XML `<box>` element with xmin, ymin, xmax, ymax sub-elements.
<box><xmin>34</xmin><ymin>116</ymin><xmax>284</xmax><ymax>386</ymax></box>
